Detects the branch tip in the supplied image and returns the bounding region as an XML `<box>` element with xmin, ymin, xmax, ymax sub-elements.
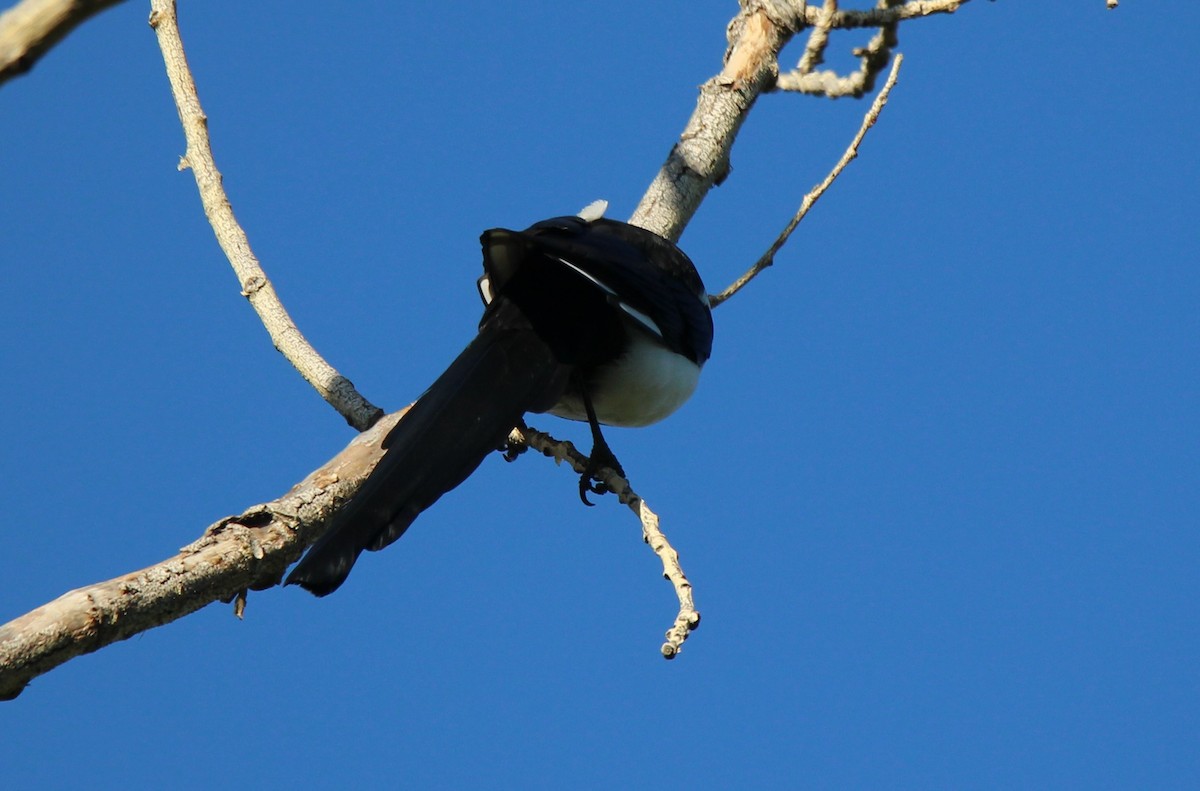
<box><xmin>713</xmin><ymin>52</ymin><xmax>903</xmax><ymax>306</ymax></box>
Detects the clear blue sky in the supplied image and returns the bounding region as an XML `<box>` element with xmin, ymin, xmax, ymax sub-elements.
<box><xmin>2</xmin><ymin>2</ymin><xmax>1196</xmax><ymax>788</ymax></box>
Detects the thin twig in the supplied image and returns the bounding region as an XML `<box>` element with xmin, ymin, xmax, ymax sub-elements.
<box><xmin>629</xmin><ymin>1</ymin><xmax>967</xmax><ymax>241</ymax></box>
<box><xmin>710</xmin><ymin>53</ymin><xmax>903</xmax><ymax>307</ymax></box>
<box><xmin>509</xmin><ymin>426</ymin><xmax>700</xmax><ymax>658</ymax></box>
<box><xmin>795</xmin><ymin>0</ymin><xmax>839</xmax><ymax>76</ymax></box>
<box><xmin>0</xmin><ymin>0</ymin><xmax>977</xmax><ymax>697</ymax></box>
<box><xmin>636</xmin><ymin>500</ymin><xmax>699</xmax><ymax>658</ymax></box>
<box><xmin>779</xmin><ymin>0</ymin><xmax>902</xmax><ymax>98</ymax></box>
<box><xmin>147</xmin><ymin>0</ymin><xmax>383</xmax><ymax>431</ymax></box>
<box><xmin>801</xmin><ymin>0</ymin><xmax>971</xmax><ymax>30</ymax></box>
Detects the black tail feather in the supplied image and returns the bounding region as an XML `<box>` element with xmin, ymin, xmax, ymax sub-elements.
<box><xmin>286</xmin><ymin>299</ymin><xmax>565</xmax><ymax>596</ymax></box>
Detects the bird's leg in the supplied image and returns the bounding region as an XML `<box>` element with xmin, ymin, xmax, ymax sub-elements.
<box><xmin>579</xmin><ymin>390</ymin><xmax>625</xmax><ymax>506</ymax></box>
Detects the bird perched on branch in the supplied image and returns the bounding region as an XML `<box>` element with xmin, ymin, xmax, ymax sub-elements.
<box><xmin>286</xmin><ymin>201</ymin><xmax>713</xmax><ymax>596</ymax></box>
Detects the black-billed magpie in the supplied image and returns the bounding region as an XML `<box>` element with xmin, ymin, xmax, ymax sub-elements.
<box><xmin>286</xmin><ymin>202</ymin><xmax>713</xmax><ymax>596</ymax></box>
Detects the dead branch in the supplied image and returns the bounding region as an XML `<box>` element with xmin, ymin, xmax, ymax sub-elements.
<box><xmin>778</xmin><ymin>0</ymin><xmax>900</xmax><ymax>98</ymax></box>
<box><xmin>0</xmin><ymin>0</ymin><xmax>125</xmax><ymax>87</ymax></box>
<box><xmin>1</xmin><ymin>0</ymin><xmax>994</xmax><ymax>696</ymax></box>
<box><xmin>149</xmin><ymin>0</ymin><xmax>382</xmax><ymax>431</ymax></box>
<box><xmin>629</xmin><ymin>0</ymin><xmax>972</xmax><ymax>241</ymax></box>
<box><xmin>509</xmin><ymin>426</ymin><xmax>701</xmax><ymax>658</ymax></box>
<box><xmin>711</xmin><ymin>53</ymin><xmax>903</xmax><ymax>307</ymax></box>
<box><xmin>0</xmin><ymin>411</ymin><xmax>404</xmax><ymax>700</ymax></box>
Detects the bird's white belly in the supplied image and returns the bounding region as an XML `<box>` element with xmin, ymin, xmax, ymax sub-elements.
<box><xmin>548</xmin><ymin>334</ymin><xmax>702</xmax><ymax>428</ymax></box>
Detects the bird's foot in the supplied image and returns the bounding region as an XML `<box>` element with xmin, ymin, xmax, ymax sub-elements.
<box><xmin>578</xmin><ymin>444</ymin><xmax>626</xmax><ymax>506</ymax></box>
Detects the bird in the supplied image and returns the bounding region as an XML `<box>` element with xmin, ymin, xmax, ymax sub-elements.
<box><xmin>285</xmin><ymin>201</ymin><xmax>714</xmax><ymax>596</ymax></box>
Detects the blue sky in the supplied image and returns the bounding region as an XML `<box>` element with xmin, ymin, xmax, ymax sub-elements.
<box><xmin>2</xmin><ymin>1</ymin><xmax>1196</xmax><ymax>788</ymax></box>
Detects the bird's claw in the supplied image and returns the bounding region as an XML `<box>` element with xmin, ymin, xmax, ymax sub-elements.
<box><xmin>578</xmin><ymin>472</ymin><xmax>611</xmax><ymax>506</ymax></box>
<box><xmin>576</xmin><ymin>448</ymin><xmax>625</xmax><ymax>506</ymax></box>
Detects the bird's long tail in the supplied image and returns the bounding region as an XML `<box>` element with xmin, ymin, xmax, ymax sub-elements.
<box><xmin>286</xmin><ymin>298</ymin><xmax>565</xmax><ymax>596</ymax></box>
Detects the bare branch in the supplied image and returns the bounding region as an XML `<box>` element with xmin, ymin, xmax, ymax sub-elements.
<box><xmin>0</xmin><ymin>410</ymin><xmax>406</xmax><ymax>700</ymax></box>
<box><xmin>0</xmin><ymin>0</ymin><xmax>125</xmax><ymax>87</ymax></box>
<box><xmin>711</xmin><ymin>53</ymin><xmax>903</xmax><ymax>307</ymax></box>
<box><xmin>0</xmin><ymin>0</ymin><xmax>988</xmax><ymax>696</ymax></box>
<box><xmin>148</xmin><ymin>0</ymin><xmax>383</xmax><ymax>431</ymax></box>
<box><xmin>778</xmin><ymin>0</ymin><xmax>900</xmax><ymax>99</ymax></box>
<box><xmin>630</xmin><ymin>6</ymin><xmax>792</xmax><ymax>241</ymax></box>
<box><xmin>0</xmin><ymin>399</ymin><xmax>703</xmax><ymax>700</ymax></box>
<box><xmin>800</xmin><ymin>0</ymin><xmax>972</xmax><ymax>29</ymax></box>
<box><xmin>628</xmin><ymin>0</ymin><xmax>971</xmax><ymax>240</ymax></box>
<box><xmin>639</xmin><ymin>500</ymin><xmax>700</xmax><ymax>658</ymax></box>
<box><xmin>510</xmin><ymin>426</ymin><xmax>700</xmax><ymax>658</ymax></box>
<box><xmin>795</xmin><ymin>0</ymin><xmax>839</xmax><ymax>76</ymax></box>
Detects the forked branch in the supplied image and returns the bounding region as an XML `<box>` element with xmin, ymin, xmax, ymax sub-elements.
<box><xmin>711</xmin><ymin>53</ymin><xmax>904</xmax><ymax>306</ymax></box>
<box><xmin>1</xmin><ymin>0</ymin><xmax>989</xmax><ymax>697</ymax></box>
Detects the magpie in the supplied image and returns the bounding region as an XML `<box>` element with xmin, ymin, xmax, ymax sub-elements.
<box><xmin>286</xmin><ymin>201</ymin><xmax>713</xmax><ymax>596</ymax></box>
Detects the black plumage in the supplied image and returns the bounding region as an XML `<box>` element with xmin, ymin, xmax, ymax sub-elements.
<box><xmin>286</xmin><ymin>211</ymin><xmax>712</xmax><ymax>596</ymax></box>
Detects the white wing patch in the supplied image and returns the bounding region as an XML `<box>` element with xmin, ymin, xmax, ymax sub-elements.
<box><xmin>615</xmin><ymin>302</ymin><xmax>663</xmax><ymax>340</ymax></box>
<box><xmin>554</xmin><ymin>257</ymin><xmax>663</xmax><ymax>339</ymax></box>
<box><xmin>577</xmin><ymin>200</ymin><xmax>608</xmax><ymax>223</ymax></box>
